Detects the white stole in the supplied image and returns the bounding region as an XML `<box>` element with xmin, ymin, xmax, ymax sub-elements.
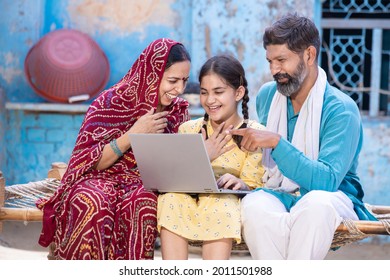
<box><xmin>261</xmin><ymin>67</ymin><xmax>327</xmax><ymax>193</ymax></box>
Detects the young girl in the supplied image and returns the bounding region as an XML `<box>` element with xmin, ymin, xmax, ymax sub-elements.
<box><xmin>157</xmin><ymin>54</ymin><xmax>265</xmax><ymax>259</ymax></box>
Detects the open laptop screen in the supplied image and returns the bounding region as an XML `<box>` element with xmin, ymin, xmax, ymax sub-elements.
<box><xmin>129</xmin><ymin>133</ymin><xmax>251</xmax><ymax>195</ymax></box>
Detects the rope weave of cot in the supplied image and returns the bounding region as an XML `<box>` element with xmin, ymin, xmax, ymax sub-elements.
<box><xmin>365</xmin><ymin>203</ymin><xmax>390</xmax><ymax>235</ymax></box>
<box><xmin>331</xmin><ymin>218</ymin><xmax>371</xmax><ymax>249</ymax></box>
<box><xmin>3</xmin><ymin>179</ymin><xmax>61</xmax><ymax>208</ymax></box>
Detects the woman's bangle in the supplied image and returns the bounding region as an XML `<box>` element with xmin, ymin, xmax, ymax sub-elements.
<box><xmin>110</xmin><ymin>139</ymin><xmax>124</xmax><ymax>157</ymax></box>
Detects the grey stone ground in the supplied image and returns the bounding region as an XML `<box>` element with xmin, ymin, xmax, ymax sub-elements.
<box><xmin>0</xmin><ymin>221</ymin><xmax>389</xmax><ymax>260</ymax></box>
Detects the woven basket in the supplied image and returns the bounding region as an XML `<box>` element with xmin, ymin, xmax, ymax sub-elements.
<box><xmin>24</xmin><ymin>29</ymin><xmax>110</xmax><ymax>103</ymax></box>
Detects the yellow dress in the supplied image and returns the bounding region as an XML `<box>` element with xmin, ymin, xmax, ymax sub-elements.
<box><xmin>157</xmin><ymin>118</ymin><xmax>265</xmax><ymax>243</ymax></box>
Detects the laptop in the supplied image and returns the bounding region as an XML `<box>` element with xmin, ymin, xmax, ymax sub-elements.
<box><xmin>129</xmin><ymin>133</ymin><xmax>252</xmax><ymax>195</ymax></box>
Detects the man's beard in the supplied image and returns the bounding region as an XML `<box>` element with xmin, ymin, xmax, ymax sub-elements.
<box><xmin>273</xmin><ymin>60</ymin><xmax>306</xmax><ymax>97</ymax></box>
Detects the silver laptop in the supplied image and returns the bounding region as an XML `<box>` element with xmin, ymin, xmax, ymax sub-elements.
<box><xmin>129</xmin><ymin>133</ymin><xmax>252</xmax><ymax>195</ymax></box>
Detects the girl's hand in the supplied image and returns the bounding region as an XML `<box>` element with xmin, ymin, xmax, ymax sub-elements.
<box><xmin>217</xmin><ymin>173</ymin><xmax>249</xmax><ymax>191</ymax></box>
<box><xmin>203</xmin><ymin>122</ymin><xmax>234</xmax><ymax>162</ymax></box>
<box><xmin>128</xmin><ymin>109</ymin><xmax>169</xmax><ymax>134</ymax></box>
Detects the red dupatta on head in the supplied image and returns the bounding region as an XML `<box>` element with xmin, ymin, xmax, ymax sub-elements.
<box><xmin>61</xmin><ymin>38</ymin><xmax>190</xmax><ymax>187</ymax></box>
<box><xmin>36</xmin><ymin>39</ymin><xmax>190</xmax><ymax>249</ymax></box>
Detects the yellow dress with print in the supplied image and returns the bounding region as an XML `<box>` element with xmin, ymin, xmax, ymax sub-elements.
<box><xmin>157</xmin><ymin>118</ymin><xmax>265</xmax><ymax>244</ymax></box>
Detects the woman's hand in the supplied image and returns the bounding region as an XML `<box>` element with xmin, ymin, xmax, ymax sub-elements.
<box><xmin>217</xmin><ymin>173</ymin><xmax>249</xmax><ymax>191</ymax></box>
<box><xmin>96</xmin><ymin>109</ymin><xmax>168</xmax><ymax>171</ymax></box>
<box><xmin>129</xmin><ymin>109</ymin><xmax>169</xmax><ymax>134</ymax></box>
<box><xmin>203</xmin><ymin>122</ymin><xmax>235</xmax><ymax>162</ymax></box>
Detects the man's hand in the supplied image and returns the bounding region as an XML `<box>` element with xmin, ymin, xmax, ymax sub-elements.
<box><xmin>228</xmin><ymin>128</ymin><xmax>281</xmax><ymax>152</ymax></box>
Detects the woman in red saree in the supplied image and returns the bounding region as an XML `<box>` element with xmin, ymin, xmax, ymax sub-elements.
<box><xmin>36</xmin><ymin>38</ymin><xmax>191</xmax><ymax>260</ymax></box>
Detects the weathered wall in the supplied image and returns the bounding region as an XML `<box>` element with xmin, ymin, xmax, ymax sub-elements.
<box><xmin>0</xmin><ymin>0</ymin><xmax>193</xmax><ymax>103</ymax></box>
<box><xmin>359</xmin><ymin>117</ymin><xmax>390</xmax><ymax>205</ymax></box>
<box><xmin>0</xmin><ymin>0</ymin><xmax>45</xmax><ymax>102</ymax></box>
<box><xmin>0</xmin><ymin>89</ymin><xmax>5</xmax><ymax>172</ymax></box>
<box><xmin>191</xmin><ymin>0</ymin><xmax>316</xmax><ymax>116</ymax></box>
<box><xmin>0</xmin><ymin>0</ymin><xmax>318</xmax><ymax>111</ymax></box>
<box><xmin>4</xmin><ymin>108</ymin><xmax>83</xmax><ymax>183</ymax></box>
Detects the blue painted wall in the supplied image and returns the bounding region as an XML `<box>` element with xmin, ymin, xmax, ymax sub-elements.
<box><xmin>4</xmin><ymin>108</ymin><xmax>83</xmax><ymax>183</ymax></box>
<box><xmin>0</xmin><ymin>0</ymin><xmax>193</xmax><ymax>102</ymax></box>
<box><xmin>0</xmin><ymin>0</ymin><xmax>317</xmax><ymax>105</ymax></box>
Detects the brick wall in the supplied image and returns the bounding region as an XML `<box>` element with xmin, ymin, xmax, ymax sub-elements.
<box><xmin>4</xmin><ymin>107</ymin><xmax>84</xmax><ymax>184</ymax></box>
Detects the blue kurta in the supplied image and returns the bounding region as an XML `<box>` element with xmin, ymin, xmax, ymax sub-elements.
<box><xmin>256</xmin><ymin>81</ymin><xmax>376</xmax><ymax>221</ymax></box>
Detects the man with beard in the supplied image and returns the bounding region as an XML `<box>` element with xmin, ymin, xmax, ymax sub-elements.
<box><xmin>229</xmin><ymin>13</ymin><xmax>376</xmax><ymax>260</ymax></box>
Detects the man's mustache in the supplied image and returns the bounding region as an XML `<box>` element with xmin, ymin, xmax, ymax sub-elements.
<box><xmin>273</xmin><ymin>73</ymin><xmax>292</xmax><ymax>81</ymax></box>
